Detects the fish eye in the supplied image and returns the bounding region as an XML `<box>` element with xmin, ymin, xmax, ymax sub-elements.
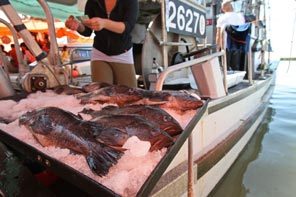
<box><xmin>163</xmin><ymin>116</ymin><xmax>172</xmax><ymax>122</ymax></box>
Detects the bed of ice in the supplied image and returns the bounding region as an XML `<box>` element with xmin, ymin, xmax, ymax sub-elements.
<box><xmin>0</xmin><ymin>91</ymin><xmax>196</xmax><ymax>196</ymax></box>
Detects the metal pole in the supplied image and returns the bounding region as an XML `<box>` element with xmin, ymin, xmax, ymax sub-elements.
<box><xmin>287</xmin><ymin>11</ymin><xmax>296</xmax><ymax>73</ymax></box>
<box><xmin>188</xmin><ymin>134</ymin><xmax>194</xmax><ymax>197</ymax></box>
<box><xmin>160</xmin><ymin>0</ymin><xmax>168</xmax><ymax>69</ymax></box>
<box><xmin>38</xmin><ymin>0</ymin><xmax>62</xmax><ymax>67</ymax></box>
<box><xmin>212</xmin><ymin>0</ymin><xmax>218</xmax><ymax>47</ymax></box>
<box><xmin>248</xmin><ymin>43</ymin><xmax>253</xmax><ymax>84</ymax></box>
<box><xmin>260</xmin><ymin>1</ymin><xmax>266</xmax><ymax>78</ymax></box>
<box><xmin>0</xmin><ymin>1</ymin><xmax>48</xmax><ymax>63</ymax></box>
<box><xmin>222</xmin><ymin>50</ymin><xmax>228</xmax><ymax>94</ymax></box>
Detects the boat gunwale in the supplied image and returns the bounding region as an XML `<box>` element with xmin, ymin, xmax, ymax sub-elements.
<box><xmin>208</xmin><ymin>75</ymin><xmax>273</xmax><ymax>114</ymax></box>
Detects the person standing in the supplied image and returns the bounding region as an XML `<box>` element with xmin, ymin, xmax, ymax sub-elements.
<box><xmin>216</xmin><ymin>0</ymin><xmax>245</xmax><ymax>51</ymax></box>
<box><xmin>20</xmin><ymin>43</ymin><xmax>36</xmax><ymax>64</ymax></box>
<box><xmin>0</xmin><ymin>45</ymin><xmax>8</xmax><ymax>56</ymax></box>
<box><xmin>8</xmin><ymin>44</ymin><xmax>19</xmax><ymax>72</ymax></box>
<box><xmin>60</xmin><ymin>45</ymin><xmax>70</xmax><ymax>63</ymax></box>
<box><xmin>65</xmin><ymin>0</ymin><xmax>138</xmax><ymax>88</ymax></box>
<box><xmin>0</xmin><ymin>45</ymin><xmax>10</xmax><ymax>69</ymax></box>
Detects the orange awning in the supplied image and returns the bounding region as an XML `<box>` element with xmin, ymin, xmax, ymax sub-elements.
<box><xmin>56</xmin><ymin>27</ymin><xmax>79</xmax><ymax>39</ymax></box>
<box><xmin>0</xmin><ymin>17</ymin><xmax>65</xmax><ymax>36</ymax></box>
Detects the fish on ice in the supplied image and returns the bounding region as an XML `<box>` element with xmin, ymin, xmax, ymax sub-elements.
<box><xmin>76</xmin><ymin>84</ymin><xmax>203</xmax><ymax>111</ymax></box>
<box><xmin>80</xmin><ymin>105</ymin><xmax>183</xmax><ymax>137</ymax></box>
<box><xmin>19</xmin><ymin>107</ymin><xmax>124</xmax><ymax>177</ymax></box>
<box><xmin>91</xmin><ymin>114</ymin><xmax>174</xmax><ymax>151</ymax></box>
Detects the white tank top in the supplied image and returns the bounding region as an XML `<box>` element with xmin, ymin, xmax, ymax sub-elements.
<box><xmin>91</xmin><ymin>47</ymin><xmax>134</xmax><ymax>64</ymax></box>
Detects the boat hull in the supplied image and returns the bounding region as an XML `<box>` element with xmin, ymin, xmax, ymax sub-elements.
<box><xmin>150</xmin><ymin>75</ymin><xmax>275</xmax><ymax>197</ymax></box>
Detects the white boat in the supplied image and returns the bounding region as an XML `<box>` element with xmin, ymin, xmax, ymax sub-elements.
<box><xmin>138</xmin><ymin>1</ymin><xmax>276</xmax><ymax>196</ymax></box>
<box><xmin>148</xmin><ymin>62</ymin><xmax>275</xmax><ymax>197</ymax></box>
<box><xmin>0</xmin><ymin>0</ymin><xmax>276</xmax><ymax>196</ymax></box>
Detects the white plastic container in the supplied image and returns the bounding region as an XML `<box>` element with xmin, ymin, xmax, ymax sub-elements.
<box><xmin>226</xmin><ymin>71</ymin><xmax>246</xmax><ymax>88</ymax></box>
<box><xmin>191</xmin><ymin>57</ymin><xmax>226</xmax><ymax>99</ymax></box>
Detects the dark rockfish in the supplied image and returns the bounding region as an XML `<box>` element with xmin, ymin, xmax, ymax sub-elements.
<box><xmin>81</xmin><ymin>105</ymin><xmax>183</xmax><ymax>137</ymax></box>
<box><xmin>77</xmin><ymin>85</ymin><xmax>144</xmax><ymax>106</ymax></box>
<box><xmin>19</xmin><ymin>107</ymin><xmax>123</xmax><ymax>177</ymax></box>
<box><xmin>77</xmin><ymin>84</ymin><xmax>203</xmax><ymax>111</ymax></box>
<box><xmin>92</xmin><ymin>114</ymin><xmax>174</xmax><ymax>151</ymax></box>
<box><xmin>137</xmin><ymin>90</ymin><xmax>204</xmax><ymax>111</ymax></box>
<box><xmin>82</xmin><ymin>82</ymin><xmax>111</xmax><ymax>93</ymax></box>
<box><xmin>53</xmin><ymin>85</ymin><xmax>85</xmax><ymax>95</ymax></box>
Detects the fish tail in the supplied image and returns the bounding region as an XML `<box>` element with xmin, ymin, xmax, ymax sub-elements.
<box><xmin>86</xmin><ymin>144</ymin><xmax>123</xmax><ymax>177</ymax></box>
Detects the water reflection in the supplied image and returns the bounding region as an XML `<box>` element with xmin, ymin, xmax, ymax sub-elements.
<box><xmin>211</xmin><ymin>61</ymin><xmax>296</xmax><ymax>197</ymax></box>
<box><xmin>210</xmin><ymin>107</ymin><xmax>274</xmax><ymax>197</ymax></box>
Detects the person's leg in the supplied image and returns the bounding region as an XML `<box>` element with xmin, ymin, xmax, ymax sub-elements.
<box><xmin>90</xmin><ymin>60</ymin><xmax>113</xmax><ymax>84</ymax></box>
<box><xmin>111</xmin><ymin>62</ymin><xmax>137</xmax><ymax>88</ymax></box>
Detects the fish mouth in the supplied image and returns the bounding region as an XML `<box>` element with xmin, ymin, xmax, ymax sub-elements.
<box><xmin>158</xmin><ymin>129</ymin><xmax>175</xmax><ymax>143</ymax></box>
<box><xmin>161</xmin><ymin>125</ymin><xmax>183</xmax><ymax>135</ymax></box>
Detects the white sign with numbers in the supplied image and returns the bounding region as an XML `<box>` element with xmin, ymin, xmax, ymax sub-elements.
<box><xmin>166</xmin><ymin>0</ymin><xmax>206</xmax><ymax>38</ymax></box>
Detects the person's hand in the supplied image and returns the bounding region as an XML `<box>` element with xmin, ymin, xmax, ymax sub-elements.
<box><xmin>65</xmin><ymin>15</ymin><xmax>80</xmax><ymax>31</ymax></box>
<box><xmin>83</xmin><ymin>17</ymin><xmax>105</xmax><ymax>31</ymax></box>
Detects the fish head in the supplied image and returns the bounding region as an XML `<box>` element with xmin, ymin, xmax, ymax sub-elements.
<box><xmin>19</xmin><ymin>110</ymin><xmax>39</xmax><ymax>126</ymax></box>
<box><xmin>19</xmin><ymin>109</ymin><xmax>53</xmax><ymax>135</ymax></box>
<box><xmin>158</xmin><ymin>115</ymin><xmax>183</xmax><ymax>136</ymax></box>
<box><xmin>163</xmin><ymin>91</ymin><xmax>204</xmax><ymax>111</ymax></box>
<box><xmin>140</xmin><ymin>105</ymin><xmax>183</xmax><ymax>136</ymax></box>
<box><xmin>95</xmin><ymin>127</ymin><xmax>129</xmax><ymax>147</ymax></box>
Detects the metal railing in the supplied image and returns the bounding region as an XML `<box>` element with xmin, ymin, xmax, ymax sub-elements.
<box><xmin>65</xmin><ymin>48</ymin><xmax>92</xmax><ymax>84</ymax></box>
<box><xmin>155</xmin><ymin>51</ymin><xmax>228</xmax><ymax>93</ymax></box>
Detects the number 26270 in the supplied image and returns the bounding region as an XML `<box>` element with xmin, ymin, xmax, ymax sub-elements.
<box><xmin>166</xmin><ymin>0</ymin><xmax>206</xmax><ymax>38</ymax></box>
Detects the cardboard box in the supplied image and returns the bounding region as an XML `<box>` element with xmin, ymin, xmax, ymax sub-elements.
<box><xmin>191</xmin><ymin>57</ymin><xmax>226</xmax><ymax>99</ymax></box>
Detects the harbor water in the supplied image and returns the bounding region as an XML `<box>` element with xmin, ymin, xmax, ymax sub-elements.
<box><xmin>211</xmin><ymin>61</ymin><xmax>296</xmax><ymax>197</ymax></box>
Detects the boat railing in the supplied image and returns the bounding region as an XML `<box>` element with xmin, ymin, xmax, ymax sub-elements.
<box><xmin>155</xmin><ymin>51</ymin><xmax>228</xmax><ymax>93</ymax></box>
<box><xmin>60</xmin><ymin>47</ymin><xmax>92</xmax><ymax>84</ymax></box>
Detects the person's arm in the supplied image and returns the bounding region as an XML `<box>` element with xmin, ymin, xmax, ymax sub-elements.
<box><xmin>83</xmin><ymin>0</ymin><xmax>138</xmax><ymax>34</ymax></box>
<box><xmin>216</xmin><ymin>16</ymin><xmax>223</xmax><ymax>51</ymax></box>
<box><xmin>77</xmin><ymin>0</ymin><xmax>94</xmax><ymax>37</ymax></box>
<box><xmin>65</xmin><ymin>0</ymin><xmax>93</xmax><ymax>37</ymax></box>
<box><xmin>122</xmin><ymin>0</ymin><xmax>139</xmax><ymax>34</ymax></box>
<box><xmin>216</xmin><ymin>27</ymin><xmax>221</xmax><ymax>51</ymax></box>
